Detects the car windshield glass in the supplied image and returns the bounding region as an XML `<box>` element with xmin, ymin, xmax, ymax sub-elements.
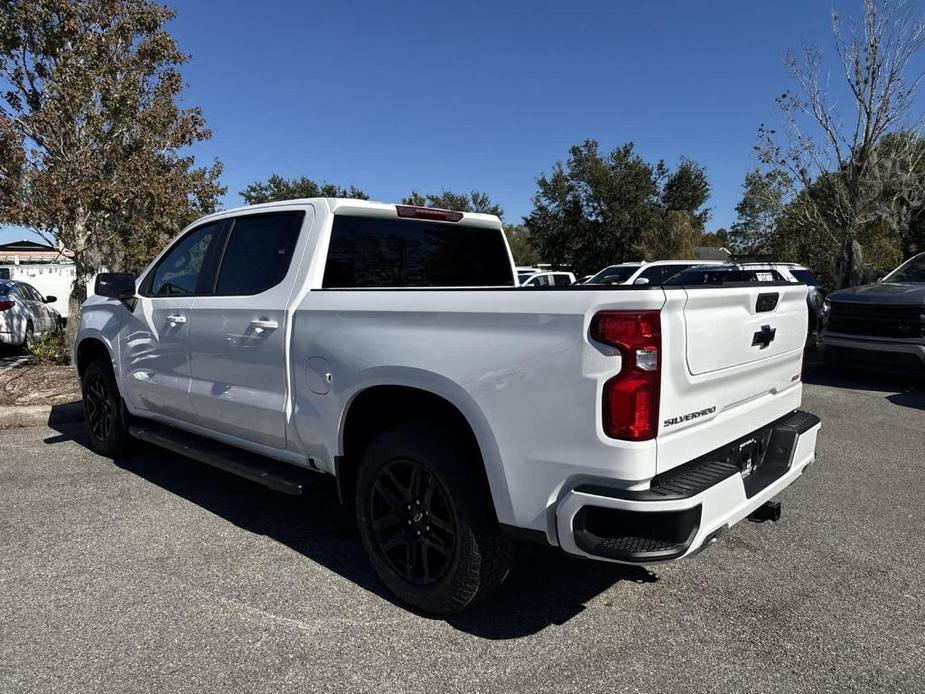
<box><xmin>665</xmin><ymin>267</ymin><xmax>783</xmax><ymax>285</ymax></box>
<box><xmin>586</xmin><ymin>266</ymin><xmax>637</xmax><ymax>284</ymax></box>
<box><xmin>790</xmin><ymin>269</ymin><xmax>818</xmax><ymax>285</ymax></box>
<box><xmin>517</xmin><ymin>272</ymin><xmax>535</xmax><ymax>283</ymax></box>
<box><xmin>885</xmin><ymin>255</ymin><xmax>925</xmax><ymax>283</ymax></box>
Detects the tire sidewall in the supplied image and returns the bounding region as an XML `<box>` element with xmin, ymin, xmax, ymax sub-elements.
<box><xmin>82</xmin><ymin>359</ymin><xmax>128</xmax><ymax>456</ymax></box>
<box><xmin>355</xmin><ymin>424</ymin><xmax>490</xmax><ymax>614</ymax></box>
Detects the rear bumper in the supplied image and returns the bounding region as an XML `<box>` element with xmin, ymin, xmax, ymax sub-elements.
<box><xmin>555</xmin><ymin>410</ymin><xmax>820</xmax><ymax>563</ymax></box>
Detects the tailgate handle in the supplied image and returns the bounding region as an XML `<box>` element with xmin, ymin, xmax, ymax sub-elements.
<box><xmin>756</xmin><ymin>292</ymin><xmax>779</xmax><ymax>312</ymax></box>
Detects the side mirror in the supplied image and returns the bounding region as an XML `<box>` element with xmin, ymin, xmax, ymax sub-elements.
<box><xmin>43</xmin><ymin>295</ymin><xmax>57</xmax><ymax>304</ymax></box>
<box><xmin>633</xmin><ymin>277</ymin><xmax>650</xmax><ymax>285</ymax></box>
<box><xmin>95</xmin><ymin>273</ymin><xmax>136</xmax><ymax>300</ymax></box>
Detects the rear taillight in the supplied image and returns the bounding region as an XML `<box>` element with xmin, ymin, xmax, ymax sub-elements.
<box><xmin>590</xmin><ymin>310</ymin><xmax>661</xmax><ymax>441</ymax></box>
<box><xmin>0</xmin><ymin>299</ymin><xmax>13</xmax><ymax>311</ymax></box>
<box><xmin>396</xmin><ymin>205</ymin><xmax>464</xmax><ymax>222</ymax></box>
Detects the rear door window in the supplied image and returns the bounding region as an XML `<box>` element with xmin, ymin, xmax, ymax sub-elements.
<box><xmin>323</xmin><ymin>215</ymin><xmax>514</xmax><ymax>288</ymax></box>
<box><xmin>214</xmin><ymin>212</ymin><xmax>303</xmax><ymax>295</ymax></box>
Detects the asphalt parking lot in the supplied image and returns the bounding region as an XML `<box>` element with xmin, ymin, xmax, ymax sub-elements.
<box><xmin>1</xmin><ymin>366</ymin><xmax>923</xmax><ymax>694</ymax></box>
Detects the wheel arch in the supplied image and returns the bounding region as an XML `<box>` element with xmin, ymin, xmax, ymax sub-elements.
<box><xmin>336</xmin><ymin>380</ymin><xmax>513</xmax><ymax>524</ymax></box>
<box><xmin>75</xmin><ymin>335</ymin><xmax>115</xmax><ymax>378</ymax></box>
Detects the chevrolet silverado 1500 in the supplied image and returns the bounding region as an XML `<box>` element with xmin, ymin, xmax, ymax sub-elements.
<box><xmin>75</xmin><ymin>198</ymin><xmax>820</xmax><ymax>614</ymax></box>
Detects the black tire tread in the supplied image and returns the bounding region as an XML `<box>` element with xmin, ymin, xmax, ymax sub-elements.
<box><xmin>356</xmin><ymin>420</ymin><xmax>513</xmax><ymax>615</ymax></box>
<box><xmin>82</xmin><ymin>357</ymin><xmax>131</xmax><ymax>457</ymax></box>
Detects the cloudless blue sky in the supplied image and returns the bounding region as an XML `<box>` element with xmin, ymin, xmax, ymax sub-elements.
<box><xmin>0</xmin><ymin>0</ymin><xmax>895</xmax><ymax>243</ymax></box>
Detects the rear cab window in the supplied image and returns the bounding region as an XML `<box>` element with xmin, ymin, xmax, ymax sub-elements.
<box><xmin>323</xmin><ymin>215</ymin><xmax>514</xmax><ymax>288</ymax></box>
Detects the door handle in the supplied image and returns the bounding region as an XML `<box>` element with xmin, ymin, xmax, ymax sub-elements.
<box><xmin>249</xmin><ymin>319</ymin><xmax>278</xmax><ymax>332</ymax></box>
<box><xmin>166</xmin><ymin>314</ymin><xmax>187</xmax><ymax>325</ymax></box>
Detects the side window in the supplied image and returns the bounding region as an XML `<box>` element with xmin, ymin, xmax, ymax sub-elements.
<box><xmin>148</xmin><ymin>222</ymin><xmax>223</xmax><ymax>296</ymax></box>
<box><xmin>214</xmin><ymin>212</ymin><xmax>303</xmax><ymax>295</ymax></box>
<box><xmin>553</xmin><ymin>273</ymin><xmax>572</xmax><ymax>286</ymax></box>
<box><xmin>27</xmin><ymin>285</ymin><xmax>44</xmax><ymax>301</ymax></box>
<box><xmin>640</xmin><ymin>265</ymin><xmax>689</xmax><ymax>284</ymax></box>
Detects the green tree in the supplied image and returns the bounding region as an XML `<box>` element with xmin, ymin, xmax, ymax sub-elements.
<box><xmin>240</xmin><ymin>174</ymin><xmax>367</xmax><ymax>204</ymax></box>
<box><xmin>503</xmin><ymin>223</ymin><xmax>539</xmax><ymax>266</ymax></box>
<box><xmin>401</xmin><ymin>190</ymin><xmax>503</xmax><ymax>217</ymax></box>
<box><xmin>729</xmin><ymin>169</ymin><xmax>790</xmax><ymax>254</ymax></box>
<box><xmin>526</xmin><ymin>140</ymin><xmax>711</xmax><ymax>273</ymax></box>
<box><xmin>0</xmin><ymin>0</ymin><xmax>224</xmax><ymax>337</ymax></box>
<box><xmin>660</xmin><ymin>158</ymin><xmax>711</xmax><ymax>230</ymax></box>
<box><xmin>757</xmin><ymin>0</ymin><xmax>925</xmax><ymax>287</ymax></box>
<box><xmin>525</xmin><ymin>141</ymin><xmax>660</xmax><ymax>275</ymax></box>
<box><xmin>700</xmin><ymin>227</ymin><xmax>729</xmax><ymax>247</ymax></box>
<box><xmin>636</xmin><ymin>210</ymin><xmax>701</xmax><ymax>261</ymax></box>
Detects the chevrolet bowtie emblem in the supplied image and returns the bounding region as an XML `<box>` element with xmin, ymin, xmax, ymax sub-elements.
<box><xmin>752</xmin><ymin>324</ymin><xmax>776</xmax><ymax>349</ymax></box>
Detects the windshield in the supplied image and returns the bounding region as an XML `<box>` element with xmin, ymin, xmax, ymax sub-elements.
<box><xmin>883</xmin><ymin>254</ymin><xmax>925</xmax><ymax>283</ymax></box>
<box><xmin>790</xmin><ymin>269</ymin><xmax>818</xmax><ymax>285</ymax></box>
<box><xmin>586</xmin><ymin>266</ymin><xmax>638</xmax><ymax>285</ymax></box>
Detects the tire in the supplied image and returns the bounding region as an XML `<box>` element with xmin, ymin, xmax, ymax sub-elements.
<box><xmin>82</xmin><ymin>357</ymin><xmax>131</xmax><ymax>457</ymax></box>
<box><xmin>21</xmin><ymin>321</ymin><xmax>34</xmax><ymax>351</ymax></box>
<box><xmin>355</xmin><ymin>421</ymin><xmax>514</xmax><ymax>615</ymax></box>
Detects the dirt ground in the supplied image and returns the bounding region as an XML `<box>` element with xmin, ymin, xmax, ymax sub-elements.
<box><xmin>0</xmin><ymin>354</ymin><xmax>80</xmax><ymax>406</ymax></box>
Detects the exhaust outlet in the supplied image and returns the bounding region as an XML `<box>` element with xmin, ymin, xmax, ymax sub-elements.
<box><xmin>748</xmin><ymin>499</ymin><xmax>781</xmax><ymax>523</ymax></box>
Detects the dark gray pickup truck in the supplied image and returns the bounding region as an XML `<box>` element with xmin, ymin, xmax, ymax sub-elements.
<box><xmin>819</xmin><ymin>252</ymin><xmax>925</xmax><ymax>373</ymax></box>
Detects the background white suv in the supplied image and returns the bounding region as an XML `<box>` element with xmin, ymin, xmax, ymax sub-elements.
<box><xmin>585</xmin><ymin>260</ymin><xmax>723</xmax><ymax>286</ymax></box>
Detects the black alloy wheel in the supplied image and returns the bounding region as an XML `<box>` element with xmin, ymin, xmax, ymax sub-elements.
<box><xmin>81</xmin><ymin>358</ymin><xmax>131</xmax><ymax>457</ymax></box>
<box><xmin>84</xmin><ymin>374</ymin><xmax>115</xmax><ymax>443</ymax></box>
<box><xmin>369</xmin><ymin>458</ymin><xmax>457</xmax><ymax>584</ymax></box>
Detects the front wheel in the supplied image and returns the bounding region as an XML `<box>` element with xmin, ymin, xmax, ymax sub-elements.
<box><xmin>82</xmin><ymin>358</ymin><xmax>131</xmax><ymax>457</ymax></box>
<box><xmin>355</xmin><ymin>421</ymin><xmax>514</xmax><ymax>615</ymax></box>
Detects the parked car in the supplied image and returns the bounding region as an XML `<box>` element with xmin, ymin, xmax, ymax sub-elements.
<box><xmin>663</xmin><ymin>264</ymin><xmax>786</xmax><ymax>285</ymax></box>
<box><xmin>75</xmin><ymin>199</ymin><xmax>820</xmax><ymax>614</ymax></box>
<box><xmin>585</xmin><ymin>260</ymin><xmax>724</xmax><ymax>286</ymax></box>
<box><xmin>738</xmin><ymin>263</ymin><xmax>825</xmax><ymax>332</ymax></box>
<box><xmin>519</xmin><ymin>270</ymin><xmax>576</xmax><ymax>286</ymax></box>
<box><xmin>0</xmin><ymin>279</ymin><xmax>61</xmax><ymax>348</ymax></box>
<box><xmin>819</xmin><ymin>251</ymin><xmax>925</xmax><ymax>373</ymax></box>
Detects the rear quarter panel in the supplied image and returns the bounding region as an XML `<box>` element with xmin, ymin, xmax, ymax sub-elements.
<box><xmin>290</xmin><ymin>288</ymin><xmax>665</xmax><ymax>533</ymax></box>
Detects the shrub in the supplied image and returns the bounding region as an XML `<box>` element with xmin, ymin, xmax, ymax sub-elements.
<box><xmin>26</xmin><ymin>329</ymin><xmax>70</xmax><ymax>365</ymax></box>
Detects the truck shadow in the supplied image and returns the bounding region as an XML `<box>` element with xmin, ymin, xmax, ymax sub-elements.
<box><xmin>46</xmin><ymin>420</ymin><xmax>655</xmax><ymax>639</ymax></box>
<box><xmin>802</xmin><ymin>362</ymin><xmax>925</xmax><ymax>411</ymax></box>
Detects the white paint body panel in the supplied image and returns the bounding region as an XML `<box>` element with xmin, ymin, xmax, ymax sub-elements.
<box><xmin>76</xmin><ymin>198</ymin><xmax>818</xmax><ymax>554</ymax></box>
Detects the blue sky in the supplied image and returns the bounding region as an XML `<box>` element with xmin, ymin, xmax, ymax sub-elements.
<box><xmin>0</xmin><ymin>0</ymin><xmax>880</xmax><ymax>243</ymax></box>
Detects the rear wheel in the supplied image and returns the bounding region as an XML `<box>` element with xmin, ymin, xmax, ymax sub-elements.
<box><xmin>21</xmin><ymin>321</ymin><xmax>34</xmax><ymax>351</ymax></box>
<box><xmin>355</xmin><ymin>421</ymin><xmax>513</xmax><ymax>615</ymax></box>
<box><xmin>82</xmin><ymin>358</ymin><xmax>131</xmax><ymax>457</ymax></box>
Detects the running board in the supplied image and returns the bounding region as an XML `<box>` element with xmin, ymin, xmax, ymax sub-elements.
<box><xmin>128</xmin><ymin>423</ymin><xmax>316</xmax><ymax>495</ymax></box>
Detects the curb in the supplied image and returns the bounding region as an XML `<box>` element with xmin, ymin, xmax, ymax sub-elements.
<box><xmin>0</xmin><ymin>401</ymin><xmax>84</xmax><ymax>429</ymax></box>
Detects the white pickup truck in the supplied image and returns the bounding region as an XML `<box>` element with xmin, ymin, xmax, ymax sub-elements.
<box><xmin>75</xmin><ymin>198</ymin><xmax>820</xmax><ymax>614</ymax></box>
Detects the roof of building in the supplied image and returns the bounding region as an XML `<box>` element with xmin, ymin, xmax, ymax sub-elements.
<box><xmin>695</xmin><ymin>246</ymin><xmax>732</xmax><ymax>261</ymax></box>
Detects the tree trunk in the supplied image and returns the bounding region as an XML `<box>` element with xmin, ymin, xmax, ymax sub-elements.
<box><xmin>837</xmin><ymin>237</ymin><xmax>865</xmax><ymax>288</ymax></box>
<box><xmin>65</xmin><ymin>255</ymin><xmax>91</xmax><ymax>355</ymax></box>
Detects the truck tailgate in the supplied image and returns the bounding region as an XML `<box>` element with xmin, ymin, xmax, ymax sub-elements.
<box><xmin>657</xmin><ymin>283</ymin><xmax>809</xmax><ymax>474</ymax></box>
